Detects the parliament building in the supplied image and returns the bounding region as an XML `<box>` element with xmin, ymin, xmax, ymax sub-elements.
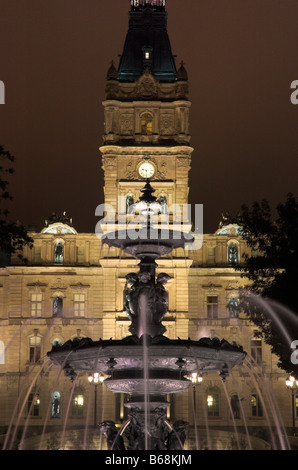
<box><xmin>0</xmin><ymin>0</ymin><xmax>295</xmax><ymax>450</ymax></box>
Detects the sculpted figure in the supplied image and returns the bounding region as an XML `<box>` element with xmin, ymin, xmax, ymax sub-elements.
<box><xmin>125</xmin><ymin>409</ymin><xmax>145</xmax><ymax>450</ymax></box>
<box><xmin>154</xmin><ymin>273</ymin><xmax>171</xmax><ymax>323</ymax></box>
<box><xmin>124</xmin><ymin>273</ymin><xmax>139</xmax><ymax>320</ymax></box>
<box><xmin>166</xmin><ymin>420</ymin><xmax>188</xmax><ymax>450</ymax></box>
<box><xmin>98</xmin><ymin>420</ymin><xmax>126</xmax><ymax>450</ymax></box>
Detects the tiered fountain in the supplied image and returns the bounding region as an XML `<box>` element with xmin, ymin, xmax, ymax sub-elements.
<box><xmin>47</xmin><ymin>181</ymin><xmax>246</xmax><ymax>450</ymax></box>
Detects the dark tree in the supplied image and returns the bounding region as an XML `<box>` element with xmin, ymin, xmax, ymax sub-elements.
<box><xmin>0</xmin><ymin>145</ymin><xmax>33</xmax><ymax>263</ymax></box>
<box><xmin>227</xmin><ymin>193</ymin><xmax>298</xmax><ymax>377</ymax></box>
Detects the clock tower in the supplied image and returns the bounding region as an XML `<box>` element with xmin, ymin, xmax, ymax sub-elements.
<box><xmin>99</xmin><ymin>0</ymin><xmax>193</xmax><ymax>343</ymax></box>
<box><xmin>100</xmin><ymin>0</ymin><xmax>193</xmax><ymax>226</ymax></box>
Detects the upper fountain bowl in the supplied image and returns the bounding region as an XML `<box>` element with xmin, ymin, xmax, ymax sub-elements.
<box><xmin>102</xmin><ymin>226</ymin><xmax>193</xmax><ymax>259</ymax></box>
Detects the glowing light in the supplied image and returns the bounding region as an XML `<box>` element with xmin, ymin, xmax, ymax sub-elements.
<box><xmin>207</xmin><ymin>395</ymin><xmax>213</xmax><ymax>407</ymax></box>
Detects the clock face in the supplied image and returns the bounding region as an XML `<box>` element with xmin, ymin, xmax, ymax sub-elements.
<box><xmin>138</xmin><ymin>162</ymin><xmax>155</xmax><ymax>178</ymax></box>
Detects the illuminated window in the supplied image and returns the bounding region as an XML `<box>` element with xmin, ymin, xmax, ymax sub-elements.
<box><xmin>141</xmin><ymin>113</ymin><xmax>153</xmax><ymax>135</ymax></box>
<box><xmin>74</xmin><ymin>294</ymin><xmax>85</xmax><ymax>317</ymax></box>
<box><xmin>31</xmin><ymin>293</ymin><xmax>42</xmax><ymax>317</ymax></box>
<box><xmin>52</xmin><ymin>338</ymin><xmax>62</xmax><ymax>348</ymax></box>
<box><xmin>29</xmin><ymin>336</ymin><xmax>41</xmax><ymax>363</ymax></box>
<box><xmin>51</xmin><ymin>391</ymin><xmax>61</xmax><ymax>418</ymax></box>
<box><xmin>72</xmin><ymin>393</ymin><xmax>84</xmax><ymax>416</ymax></box>
<box><xmin>53</xmin><ymin>296</ymin><xmax>63</xmax><ymax>317</ymax></box>
<box><xmin>28</xmin><ymin>393</ymin><xmax>40</xmax><ymax>416</ymax></box>
<box><xmin>126</xmin><ymin>195</ymin><xmax>134</xmax><ymax>214</ymax></box>
<box><xmin>228</xmin><ymin>242</ymin><xmax>238</xmax><ymax>264</ymax></box>
<box><xmin>227</xmin><ymin>298</ymin><xmax>240</xmax><ymax>318</ymax></box>
<box><xmin>251</xmin><ymin>393</ymin><xmax>263</xmax><ymax>417</ymax></box>
<box><xmin>207</xmin><ymin>296</ymin><xmax>218</xmax><ymax>319</ymax></box>
<box><xmin>158</xmin><ymin>195</ymin><xmax>167</xmax><ymax>214</ymax></box>
<box><xmin>296</xmin><ymin>395</ymin><xmax>298</xmax><ymax>419</ymax></box>
<box><xmin>207</xmin><ymin>388</ymin><xmax>219</xmax><ymax>417</ymax></box>
<box><xmin>54</xmin><ymin>240</ymin><xmax>64</xmax><ymax>264</ymax></box>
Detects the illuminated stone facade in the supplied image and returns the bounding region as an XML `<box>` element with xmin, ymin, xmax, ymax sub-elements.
<box><xmin>0</xmin><ymin>1</ymin><xmax>294</xmax><ymax>450</ymax></box>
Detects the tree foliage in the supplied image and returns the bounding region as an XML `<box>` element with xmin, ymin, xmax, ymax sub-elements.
<box><xmin>228</xmin><ymin>193</ymin><xmax>298</xmax><ymax>376</ymax></box>
<box><xmin>0</xmin><ymin>145</ymin><xmax>33</xmax><ymax>262</ymax></box>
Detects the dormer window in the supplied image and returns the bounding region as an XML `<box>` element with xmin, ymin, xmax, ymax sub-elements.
<box><xmin>54</xmin><ymin>240</ymin><xmax>64</xmax><ymax>264</ymax></box>
<box><xmin>142</xmin><ymin>46</ymin><xmax>153</xmax><ymax>68</ymax></box>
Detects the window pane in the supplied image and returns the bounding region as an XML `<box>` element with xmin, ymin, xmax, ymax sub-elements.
<box><xmin>207</xmin><ymin>296</ymin><xmax>218</xmax><ymax>319</ymax></box>
<box><xmin>251</xmin><ymin>339</ymin><xmax>262</xmax><ymax>363</ymax></box>
<box><xmin>51</xmin><ymin>392</ymin><xmax>61</xmax><ymax>418</ymax></box>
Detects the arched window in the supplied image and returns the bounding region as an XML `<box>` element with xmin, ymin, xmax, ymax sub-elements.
<box><xmin>141</xmin><ymin>113</ymin><xmax>153</xmax><ymax>135</ymax></box>
<box><xmin>52</xmin><ymin>338</ymin><xmax>62</xmax><ymax>348</ymax></box>
<box><xmin>158</xmin><ymin>195</ymin><xmax>167</xmax><ymax>214</ymax></box>
<box><xmin>0</xmin><ymin>340</ymin><xmax>5</xmax><ymax>364</ymax></box>
<box><xmin>51</xmin><ymin>391</ymin><xmax>61</xmax><ymax>418</ymax></box>
<box><xmin>54</xmin><ymin>240</ymin><xmax>64</xmax><ymax>264</ymax></box>
<box><xmin>53</xmin><ymin>296</ymin><xmax>63</xmax><ymax>317</ymax></box>
<box><xmin>206</xmin><ymin>387</ymin><xmax>219</xmax><ymax>417</ymax></box>
<box><xmin>126</xmin><ymin>195</ymin><xmax>134</xmax><ymax>214</ymax></box>
<box><xmin>230</xmin><ymin>394</ymin><xmax>241</xmax><ymax>419</ymax></box>
<box><xmin>28</xmin><ymin>393</ymin><xmax>40</xmax><ymax>417</ymax></box>
<box><xmin>29</xmin><ymin>336</ymin><xmax>41</xmax><ymax>363</ymax></box>
<box><xmin>228</xmin><ymin>242</ymin><xmax>238</xmax><ymax>264</ymax></box>
<box><xmin>251</xmin><ymin>393</ymin><xmax>263</xmax><ymax>417</ymax></box>
<box><xmin>72</xmin><ymin>390</ymin><xmax>84</xmax><ymax>416</ymax></box>
<box><xmin>227</xmin><ymin>298</ymin><xmax>240</xmax><ymax>318</ymax></box>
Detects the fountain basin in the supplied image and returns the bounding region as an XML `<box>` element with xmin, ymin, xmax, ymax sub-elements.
<box><xmin>48</xmin><ymin>335</ymin><xmax>246</xmax><ymax>385</ymax></box>
<box><xmin>101</xmin><ymin>228</ymin><xmax>194</xmax><ymax>259</ymax></box>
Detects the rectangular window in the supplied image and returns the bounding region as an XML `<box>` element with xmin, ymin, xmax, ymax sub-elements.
<box><xmin>33</xmin><ymin>246</ymin><xmax>41</xmax><ymax>264</ymax></box>
<box><xmin>207</xmin><ymin>247</ymin><xmax>216</xmax><ymax>265</ymax></box>
<box><xmin>29</xmin><ymin>336</ymin><xmax>41</xmax><ymax>363</ymax></box>
<box><xmin>251</xmin><ymin>339</ymin><xmax>262</xmax><ymax>364</ymax></box>
<box><xmin>207</xmin><ymin>296</ymin><xmax>218</xmax><ymax>319</ymax></box>
<box><xmin>296</xmin><ymin>395</ymin><xmax>298</xmax><ymax>419</ymax></box>
<box><xmin>74</xmin><ymin>294</ymin><xmax>85</xmax><ymax>317</ymax></box>
<box><xmin>31</xmin><ymin>293</ymin><xmax>42</xmax><ymax>317</ymax></box>
<box><xmin>77</xmin><ymin>246</ymin><xmax>85</xmax><ymax>264</ymax></box>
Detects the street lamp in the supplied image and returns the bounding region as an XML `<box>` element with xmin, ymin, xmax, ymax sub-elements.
<box><xmin>88</xmin><ymin>372</ymin><xmax>104</xmax><ymax>427</ymax></box>
<box><xmin>186</xmin><ymin>372</ymin><xmax>203</xmax><ymax>425</ymax></box>
<box><xmin>285</xmin><ymin>375</ymin><xmax>298</xmax><ymax>435</ymax></box>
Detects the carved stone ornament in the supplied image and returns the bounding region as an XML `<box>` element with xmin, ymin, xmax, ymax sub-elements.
<box><xmin>176</xmin><ymin>156</ymin><xmax>191</xmax><ymax>169</ymax></box>
<box><xmin>225</xmin><ymin>281</ymin><xmax>240</xmax><ymax>291</ymax></box>
<box><xmin>102</xmin><ymin>156</ymin><xmax>117</xmax><ymax>169</ymax></box>
<box><xmin>136</xmin><ymin>68</ymin><xmax>158</xmax><ymax>99</ymax></box>
<box><xmin>120</xmin><ymin>113</ymin><xmax>134</xmax><ymax>134</ymax></box>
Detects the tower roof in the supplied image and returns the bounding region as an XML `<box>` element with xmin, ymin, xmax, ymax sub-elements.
<box><xmin>118</xmin><ymin>0</ymin><xmax>177</xmax><ymax>82</ymax></box>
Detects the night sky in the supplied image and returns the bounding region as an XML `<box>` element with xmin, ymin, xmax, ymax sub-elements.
<box><xmin>0</xmin><ymin>0</ymin><xmax>297</xmax><ymax>234</ymax></box>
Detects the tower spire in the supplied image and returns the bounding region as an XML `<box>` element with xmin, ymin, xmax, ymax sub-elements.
<box><xmin>118</xmin><ymin>0</ymin><xmax>175</xmax><ymax>82</ymax></box>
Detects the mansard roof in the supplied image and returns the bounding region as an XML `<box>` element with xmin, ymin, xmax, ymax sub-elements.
<box><xmin>117</xmin><ymin>2</ymin><xmax>177</xmax><ymax>82</ymax></box>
